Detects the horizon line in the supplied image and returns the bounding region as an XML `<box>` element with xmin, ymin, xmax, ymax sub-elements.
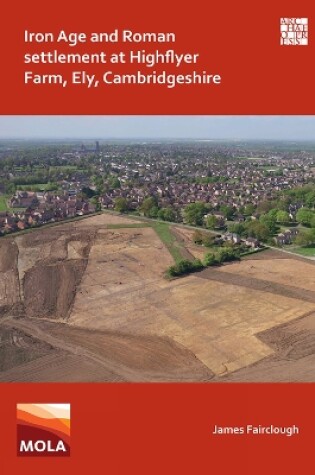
<box><xmin>1</xmin><ymin>137</ymin><xmax>315</xmax><ymax>141</ymax></box>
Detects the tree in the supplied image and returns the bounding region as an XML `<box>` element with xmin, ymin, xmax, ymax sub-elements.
<box><xmin>219</xmin><ymin>205</ymin><xmax>235</xmax><ymax>220</ymax></box>
<box><xmin>183</xmin><ymin>202</ymin><xmax>208</xmax><ymax>226</ymax></box>
<box><xmin>296</xmin><ymin>208</ymin><xmax>314</xmax><ymax>226</ymax></box>
<box><xmin>294</xmin><ymin>229</ymin><xmax>315</xmax><ymax>246</ymax></box>
<box><xmin>204</xmin><ymin>252</ymin><xmax>216</xmax><ymax>266</ymax></box>
<box><xmin>114</xmin><ymin>197</ymin><xmax>128</xmax><ymax>213</ymax></box>
<box><xmin>217</xmin><ymin>247</ymin><xmax>240</xmax><ymax>263</ymax></box>
<box><xmin>244</xmin><ymin>204</ymin><xmax>255</xmax><ymax>216</ymax></box>
<box><xmin>276</xmin><ymin>196</ymin><xmax>291</xmax><ymax>211</ymax></box>
<box><xmin>276</xmin><ymin>210</ymin><xmax>290</xmax><ymax>223</ymax></box>
<box><xmin>259</xmin><ymin>214</ymin><xmax>278</xmax><ymax>234</ymax></box>
<box><xmin>305</xmin><ymin>191</ymin><xmax>315</xmax><ymax>209</ymax></box>
<box><xmin>257</xmin><ymin>200</ymin><xmax>276</xmax><ymax>214</ymax></box>
<box><xmin>140</xmin><ymin>197</ymin><xmax>158</xmax><ymax>217</ymax></box>
<box><xmin>245</xmin><ymin>221</ymin><xmax>270</xmax><ymax>241</ymax></box>
<box><xmin>82</xmin><ymin>187</ymin><xmax>97</xmax><ymax>199</ymax></box>
<box><xmin>191</xmin><ymin>259</ymin><xmax>204</xmax><ymax>271</ymax></box>
<box><xmin>91</xmin><ymin>196</ymin><xmax>101</xmax><ymax>211</ymax></box>
<box><xmin>158</xmin><ymin>208</ymin><xmax>176</xmax><ymax>222</ymax></box>
<box><xmin>267</xmin><ymin>208</ymin><xmax>279</xmax><ymax>219</ymax></box>
<box><xmin>205</xmin><ymin>215</ymin><xmax>217</xmax><ymax>230</ymax></box>
<box><xmin>167</xmin><ymin>259</ymin><xmax>204</xmax><ymax>277</ymax></box>
<box><xmin>202</xmin><ymin>233</ymin><xmax>215</xmax><ymax>247</ymax></box>
<box><xmin>228</xmin><ymin>223</ymin><xmax>246</xmax><ymax>236</ymax></box>
<box><xmin>148</xmin><ymin>206</ymin><xmax>159</xmax><ymax>218</ymax></box>
<box><xmin>109</xmin><ymin>177</ymin><xmax>121</xmax><ymax>189</ymax></box>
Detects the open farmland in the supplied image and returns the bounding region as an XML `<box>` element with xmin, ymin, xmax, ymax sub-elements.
<box><xmin>0</xmin><ymin>214</ymin><xmax>315</xmax><ymax>381</ymax></box>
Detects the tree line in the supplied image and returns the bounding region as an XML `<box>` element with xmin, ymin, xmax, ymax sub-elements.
<box><xmin>166</xmin><ymin>248</ymin><xmax>240</xmax><ymax>278</ymax></box>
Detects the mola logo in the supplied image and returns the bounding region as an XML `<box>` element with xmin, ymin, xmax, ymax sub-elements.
<box><xmin>17</xmin><ymin>403</ymin><xmax>70</xmax><ymax>457</ymax></box>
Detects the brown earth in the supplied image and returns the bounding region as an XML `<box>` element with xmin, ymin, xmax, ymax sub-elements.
<box><xmin>69</xmin><ymin>229</ymin><xmax>315</xmax><ymax>376</ymax></box>
<box><xmin>0</xmin><ymin>213</ymin><xmax>315</xmax><ymax>381</ymax></box>
<box><xmin>23</xmin><ymin>260</ymin><xmax>88</xmax><ymax>319</ymax></box>
<box><xmin>220</xmin><ymin>311</ymin><xmax>315</xmax><ymax>382</ymax></box>
<box><xmin>0</xmin><ymin>325</ymin><xmax>56</xmax><ymax>372</ymax></box>
<box><xmin>219</xmin><ymin>256</ymin><xmax>315</xmax><ymax>293</ymax></box>
<box><xmin>0</xmin><ymin>318</ymin><xmax>213</xmax><ymax>382</ymax></box>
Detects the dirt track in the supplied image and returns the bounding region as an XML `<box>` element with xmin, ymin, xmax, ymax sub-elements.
<box><xmin>199</xmin><ymin>265</ymin><xmax>315</xmax><ymax>304</ymax></box>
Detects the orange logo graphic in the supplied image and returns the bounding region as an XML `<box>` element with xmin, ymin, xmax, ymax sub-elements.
<box><xmin>17</xmin><ymin>403</ymin><xmax>70</xmax><ymax>456</ymax></box>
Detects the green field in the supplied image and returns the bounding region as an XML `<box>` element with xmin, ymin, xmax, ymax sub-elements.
<box><xmin>18</xmin><ymin>183</ymin><xmax>46</xmax><ymax>189</ymax></box>
<box><xmin>292</xmin><ymin>246</ymin><xmax>315</xmax><ymax>257</ymax></box>
<box><xmin>17</xmin><ymin>183</ymin><xmax>59</xmax><ymax>191</ymax></box>
<box><xmin>238</xmin><ymin>157</ymin><xmax>264</xmax><ymax>160</ymax></box>
<box><xmin>152</xmin><ymin>222</ymin><xmax>185</xmax><ymax>264</ymax></box>
<box><xmin>0</xmin><ymin>195</ymin><xmax>8</xmax><ymax>211</ymax></box>
<box><xmin>49</xmin><ymin>165</ymin><xmax>77</xmax><ymax>170</ymax></box>
<box><xmin>258</xmin><ymin>166</ymin><xmax>281</xmax><ymax>172</ymax></box>
<box><xmin>49</xmin><ymin>166</ymin><xmax>87</xmax><ymax>172</ymax></box>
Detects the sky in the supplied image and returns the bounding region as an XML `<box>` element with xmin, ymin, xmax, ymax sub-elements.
<box><xmin>1</xmin><ymin>116</ymin><xmax>315</xmax><ymax>140</ymax></box>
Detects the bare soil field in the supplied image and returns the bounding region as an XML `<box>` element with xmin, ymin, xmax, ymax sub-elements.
<box><xmin>0</xmin><ymin>319</ymin><xmax>212</xmax><ymax>382</ymax></box>
<box><xmin>219</xmin><ymin>256</ymin><xmax>315</xmax><ymax>293</ymax></box>
<box><xmin>75</xmin><ymin>213</ymin><xmax>142</xmax><ymax>227</ymax></box>
<box><xmin>1</xmin><ymin>214</ymin><xmax>315</xmax><ymax>381</ymax></box>
<box><xmin>69</xmin><ymin>226</ymin><xmax>315</xmax><ymax>377</ymax></box>
<box><xmin>69</xmin><ymin>226</ymin><xmax>174</xmax><ymax>329</ymax></box>
<box><xmin>0</xmin><ymin>325</ymin><xmax>55</xmax><ymax>373</ymax></box>
<box><xmin>71</xmin><ymin>268</ymin><xmax>313</xmax><ymax>375</ymax></box>
<box><xmin>221</xmin><ymin>311</ymin><xmax>315</xmax><ymax>382</ymax></box>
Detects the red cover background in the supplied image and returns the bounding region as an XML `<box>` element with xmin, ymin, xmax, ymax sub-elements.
<box><xmin>0</xmin><ymin>0</ymin><xmax>314</xmax><ymax>114</ymax></box>
<box><xmin>0</xmin><ymin>384</ymin><xmax>313</xmax><ymax>474</ymax></box>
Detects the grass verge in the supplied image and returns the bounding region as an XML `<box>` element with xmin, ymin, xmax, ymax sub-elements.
<box><xmin>291</xmin><ymin>246</ymin><xmax>315</xmax><ymax>257</ymax></box>
<box><xmin>0</xmin><ymin>195</ymin><xmax>8</xmax><ymax>211</ymax></box>
<box><xmin>152</xmin><ymin>222</ymin><xmax>185</xmax><ymax>264</ymax></box>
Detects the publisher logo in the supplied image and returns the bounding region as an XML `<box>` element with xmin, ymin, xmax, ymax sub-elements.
<box><xmin>17</xmin><ymin>403</ymin><xmax>71</xmax><ymax>457</ymax></box>
<box><xmin>280</xmin><ymin>18</ymin><xmax>308</xmax><ymax>45</ymax></box>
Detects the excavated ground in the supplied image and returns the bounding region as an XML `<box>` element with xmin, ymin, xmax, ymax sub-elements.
<box><xmin>0</xmin><ymin>215</ymin><xmax>315</xmax><ymax>382</ymax></box>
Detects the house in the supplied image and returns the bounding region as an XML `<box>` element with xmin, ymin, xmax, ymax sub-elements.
<box><xmin>205</xmin><ymin>213</ymin><xmax>225</xmax><ymax>228</ymax></box>
<box><xmin>275</xmin><ymin>228</ymin><xmax>299</xmax><ymax>246</ymax></box>
<box><xmin>223</xmin><ymin>232</ymin><xmax>241</xmax><ymax>244</ymax></box>
<box><xmin>4</xmin><ymin>216</ymin><xmax>17</xmax><ymax>232</ymax></box>
<box><xmin>0</xmin><ymin>212</ymin><xmax>7</xmax><ymax>230</ymax></box>
<box><xmin>100</xmin><ymin>195</ymin><xmax>114</xmax><ymax>208</ymax></box>
<box><xmin>245</xmin><ymin>237</ymin><xmax>260</xmax><ymax>248</ymax></box>
<box><xmin>88</xmin><ymin>203</ymin><xmax>96</xmax><ymax>213</ymax></box>
<box><xmin>17</xmin><ymin>220</ymin><xmax>27</xmax><ymax>230</ymax></box>
<box><xmin>285</xmin><ymin>228</ymin><xmax>299</xmax><ymax>237</ymax></box>
<box><xmin>234</xmin><ymin>214</ymin><xmax>245</xmax><ymax>223</ymax></box>
<box><xmin>40</xmin><ymin>210</ymin><xmax>55</xmax><ymax>223</ymax></box>
<box><xmin>274</xmin><ymin>233</ymin><xmax>286</xmax><ymax>246</ymax></box>
<box><xmin>10</xmin><ymin>193</ymin><xmax>39</xmax><ymax>208</ymax></box>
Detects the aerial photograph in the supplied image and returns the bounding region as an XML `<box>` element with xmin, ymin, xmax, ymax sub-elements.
<box><xmin>0</xmin><ymin>115</ymin><xmax>315</xmax><ymax>382</ymax></box>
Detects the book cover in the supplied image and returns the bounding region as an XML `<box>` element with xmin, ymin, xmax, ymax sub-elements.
<box><xmin>0</xmin><ymin>1</ymin><xmax>314</xmax><ymax>473</ymax></box>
